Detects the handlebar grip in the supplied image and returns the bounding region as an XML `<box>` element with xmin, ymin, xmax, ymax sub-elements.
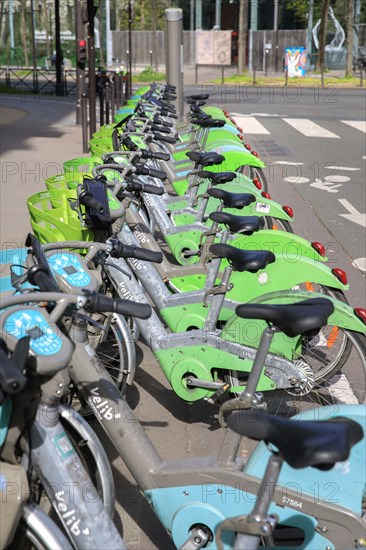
<box><xmin>83</xmin><ymin>292</ymin><xmax>152</xmax><ymax>319</ymax></box>
<box><xmin>150</xmin><ymin>125</ymin><xmax>171</xmax><ymax>134</ymax></box>
<box><xmin>80</xmin><ymin>193</ymin><xmax>105</xmax><ymax>213</ymax></box>
<box><xmin>110</xmin><ymin>242</ymin><xmax>163</xmax><ymax>263</ymax></box>
<box><xmin>153</xmin><ymin>132</ymin><xmax>177</xmax><ymax>144</ymax></box>
<box><xmin>141</xmin><ymin>183</ymin><xmax>165</xmax><ymax>195</ymax></box>
<box><xmin>147</xmin><ymin>167</ymin><xmax>168</xmax><ymax>181</ymax></box>
<box><xmin>160</xmin><ymin>110</ymin><xmax>178</xmax><ymax>119</ymax></box>
<box><xmin>153</xmin><ymin>118</ymin><xmax>173</xmax><ymax>128</ymax></box>
<box><xmin>126</xmin><ymin>179</ymin><xmax>164</xmax><ymax>195</ymax></box>
<box><xmin>153</xmin><ymin>152</ymin><xmax>171</xmax><ymax>161</ymax></box>
<box><xmin>0</xmin><ymin>347</ymin><xmax>27</xmax><ymax>396</ymax></box>
<box><xmin>27</xmin><ymin>264</ymin><xmax>60</xmax><ymax>292</ymax></box>
<box><xmin>140</xmin><ymin>150</ymin><xmax>171</xmax><ymax>161</ymax></box>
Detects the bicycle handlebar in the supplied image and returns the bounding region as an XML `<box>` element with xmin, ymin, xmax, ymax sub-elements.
<box><xmin>78</xmin><ymin>190</ymin><xmax>105</xmax><ymax>213</ymax></box>
<box><xmin>153</xmin><ymin>132</ymin><xmax>177</xmax><ymax>144</ymax></box>
<box><xmin>0</xmin><ymin>346</ymin><xmax>27</xmax><ymax>399</ymax></box>
<box><xmin>126</xmin><ymin>178</ymin><xmax>164</xmax><ymax>195</ymax></box>
<box><xmin>133</xmin><ymin>162</ymin><xmax>168</xmax><ymax>181</ymax></box>
<box><xmin>82</xmin><ymin>290</ymin><xmax>152</xmax><ymax>318</ymax></box>
<box><xmin>109</xmin><ymin>240</ymin><xmax>163</xmax><ymax>264</ymax></box>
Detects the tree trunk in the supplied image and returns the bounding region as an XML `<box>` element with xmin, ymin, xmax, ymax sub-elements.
<box><xmin>238</xmin><ymin>0</ymin><xmax>248</xmax><ymax>74</ymax></box>
<box><xmin>20</xmin><ymin>1</ymin><xmax>29</xmax><ymax>66</ymax></box>
<box><xmin>345</xmin><ymin>0</ymin><xmax>354</xmax><ymax>77</ymax></box>
<box><xmin>42</xmin><ymin>0</ymin><xmax>51</xmax><ymax>59</ymax></box>
<box><xmin>151</xmin><ymin>0</ymin><xmax>158</xmax><ymax>72</ymax></box>
<box><xmin>316</xmin><ymin>0</ymin><xmax>330</xmax><ymax>72</ymax></box>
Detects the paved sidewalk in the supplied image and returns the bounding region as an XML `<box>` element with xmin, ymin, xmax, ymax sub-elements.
<box><xmin>0</xmin><ymin>93</ymin><xmax>249</xmax><ymax>548</ymax></box>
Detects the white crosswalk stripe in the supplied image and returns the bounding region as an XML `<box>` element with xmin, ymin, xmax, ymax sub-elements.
<box><xmin>341</xmin><ymin>120</ymin><xmax>366</xmax><ymax>133</ymax></box>
<box><xmin>230</xmin><ymin>113</ymin><xmax>365</xmax><ymax>140</ymax></box>
<box><xmin>230</xmin><ymin>115</ymin><xmax>270</xmax><ymax>134</ymax></box>
<box><xmin>283</xmin><ymin>118</ymin><xmax>340</xmax><ymax>138</ymax></box>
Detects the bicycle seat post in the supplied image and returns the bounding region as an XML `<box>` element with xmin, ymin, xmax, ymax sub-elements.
<box><xmin>232</xmin><ymin>454</ymin><xmax>282</xmax><ymax>550</ymax></box>
<box><xmin>217</xmin><ymin>326</ymin><xmax>277</xmax><ymax>466</ymax></box>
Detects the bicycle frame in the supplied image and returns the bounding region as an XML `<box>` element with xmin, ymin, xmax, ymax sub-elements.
<box><xmin>0</xmin><ymin>294</ymin><xmax>126</xmax><ymax>549</ymax></box>
<box><xmin>12</xmin><ymin>293</ymin><xmax>363</xmax><ymax>550</ymax></box>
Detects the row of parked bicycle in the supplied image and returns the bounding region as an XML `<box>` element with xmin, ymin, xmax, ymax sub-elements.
<box><xmin>1</xmin><ymin>83</ymin><xmax>365</xmax><ymax>549</ymax></box>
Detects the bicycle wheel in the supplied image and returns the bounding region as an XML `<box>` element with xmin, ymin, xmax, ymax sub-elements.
<box><xmin>59</xmin><ymin>405</ymin><xmax>115</xmax><ymax>516</ymax></box>
<box><xmin>8</xmin><ymin>503</ymin><xmax>72</xmax><ymax>550</ymax></box>
<box><xmin>237</xmin><ymin>166</ymin><xmax>268</xmax><ymax>192</ymax></box>
<box><xmin>262</xmin><ymin>218</ymin><xmax>294</xmax><ymax>232</ymax></box>
<box><xmin>224</xmin><ymin>289</ymin><xmax>366</xmax><ymax>414</ymax></box>
<box><xmin>88</xmin><ymin>312</ymin><xmax>133</xmax><ymax>394</ymax></box>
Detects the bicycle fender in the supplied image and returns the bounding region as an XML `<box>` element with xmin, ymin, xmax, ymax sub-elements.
<box><xmin>245</xmin><ymin>404</ymin><xmax>366</xmax><ymax>518</ymax></box>
<box><xmin>229</xmin><ymin>231</ymin><xmax>327</xmax><ymax>263</ymax></box>
<box><xmin>246</xmin><ymin>289</ymin><xmax>366</xmax><ymax>334</ymax></box>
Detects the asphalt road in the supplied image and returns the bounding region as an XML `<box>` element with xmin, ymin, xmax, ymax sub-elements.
<box><xmin>185</xmin><ymin>86</ymin><xmax>366</xmax><ymax>278</ymax></box>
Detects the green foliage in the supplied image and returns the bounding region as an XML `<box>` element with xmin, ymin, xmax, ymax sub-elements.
<box><xmin>134</xmin><ymin>66</ymin><xmax>166</xmax><ymax>81</ymax></box>
<box><xmin>112</xmin><ymin>0</ymin><xmax>172</xmax><ymax>31</ymax></box>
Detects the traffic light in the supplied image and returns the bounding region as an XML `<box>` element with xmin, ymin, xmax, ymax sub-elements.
<box><xmin>77</xmin><ymin>38</ymin><xmax>87</xmax><ymax>67</ymax></box>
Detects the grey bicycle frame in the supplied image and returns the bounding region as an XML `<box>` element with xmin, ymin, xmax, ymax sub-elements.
<box><xmin>0</xmin><ymin>293</ymin><xmax>126</xmax><ymax>550</ymax></box>
<box><xmin>13</xmin><ymin>294</ymin><xmax>363</xmax><ymax>550</ymax></box>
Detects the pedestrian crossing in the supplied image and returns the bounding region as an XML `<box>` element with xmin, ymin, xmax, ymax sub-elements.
<box><xmin>230</xmin><ymin>113</ymin><xmax>366</xmax><ymax>139</ymax></box>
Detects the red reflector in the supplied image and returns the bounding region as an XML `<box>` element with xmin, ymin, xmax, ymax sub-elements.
<box><xmin>354</xmin><ymin>308</ymin><xmax>366</xmax><ymax>325</ymax></box>
<box><xmin>252</xmin><ymin>151</ymin><xmax>259</xmax><ymax>157</ymax></box>
<box><xmin>244</xmin><ymin>143</ymin><xmax>251</xmax><ymax>150</ymax></box>
<box><xmin>252</xmin><ymin>177</ymin><xmax>262</xmax><ymax>189</ymax></box>
<box><xmin>282</xmin><ymin>205</ymin><xmax>294</xmax><ymax>218</ymax></box>
<box><xmin>238</xmin><ymin>127</ymin><xmax>243</xmax><ymax>133</ymax></box>
<box><xmin>261</xmin><ymin>191</ymin><xmax>271</xmax><ymax>199</ymax></box>
<box><xmin>238</xmin><ymin>134</ymin><xmax>244</xmax><ymax>141</ymax></box>
<box><xmin>332</xmin><ymin>268</ymin><xmax>348</xmax><ymax>285</ymax></box>
<box><xmin>311</xmin><ymin>241</ymin><xmax>326</xmax><ymax>257</ymax></box>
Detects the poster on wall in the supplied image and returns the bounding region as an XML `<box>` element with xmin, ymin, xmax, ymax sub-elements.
<box><xmin>285</xmin><ymin>47</ymin><xmax>307</xmax><ymax>77</ymax></box>
<box><xmin>196</xmin><ymin>31</ymin><xmax>232</xmax><ymax>65</ymax></box>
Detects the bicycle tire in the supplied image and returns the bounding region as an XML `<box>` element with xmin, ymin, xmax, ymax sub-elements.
<box><xmin>224</xmin><ymin>287</ymin><xmax>366</xmax><ymax>413</ymax></box>
<box><xmin>8</xmin><ymin>503</ymin><xmax>73</xmax><ymax>550</ymax></box>
<box><xmin>262</xmin><ymin>218</ymin><xmax>294</xmax><ymax>233</ymax></box>
<box><xmin>59</xmin><ymin>405</ymin><xmax>115</xmax><ymax>516</ymax></box>
<box><xmin>236</xmin><ymin>166</ymin><xmax>269</xmax><ymax>192</ymax></box>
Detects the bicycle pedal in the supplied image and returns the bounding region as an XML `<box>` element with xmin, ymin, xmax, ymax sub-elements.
<box><xmin>205</xmin><ymin>382</ymin><xmax>231</xmax><ymax>405</ymax></box>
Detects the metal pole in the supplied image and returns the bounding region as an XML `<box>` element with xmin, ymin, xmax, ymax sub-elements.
<box><xmin>274</xmin><ymin>0</ymin><xmax>279</xmax><ymax>72</ymax></box>
<box><xmin>215</xmin><ymin>0</ymin><xmax>221</xmax><ymax>29</ymax></box>
<box><xmin>165</xmin><ymin>8</ymin><xmax>184</xmax><ymax>120</ymax></box>
<box><xmin>306</xmin><ymin>0</ymin><xmax>314</xmax><ymax>69</ymax></box>
<box><xmin>87</xmin><ymin>0</ymin><xmax>97</xmax><ymax>135</ymax></box>
<box><xmin>75</xmin><ymin>0</ymin><xmax>85</xmax><ymax>125</ymax></box>
<box><xmin>55</xmin><ymin>0</ymin><xmax>64</xmax><ymax>95</ymax></box>
<box><xmin>128</xmin><ymin>1</ymin><xmax>133</xmax><ymax>98</ymax></box>
<box><xmin>106</xmin><ymin>0</ymin><xmax>113</xmax><ymax>67</ymax></box>
<box><xmin>9</xmin><ymin>0</ymin><xmax>15</xmax><ymax>63</ymax></box>
<box><xmin>250</xmin><ymin>0</ymin><xmax>258</xmax><ymax>31</ymax></box>
<box><xmin>30</xmin><ymin>0</ymin><xmax>38</xmax><ymax>93</ymax></box>
<box><xmin>81</xmin><ymin>93</ymin><xmax>89</xmax><ymax>153</ymax></box>
<box><xmin>110</xmin><ymin>80</ymin><xmax>115</xmax><ymax>117</ymax></box>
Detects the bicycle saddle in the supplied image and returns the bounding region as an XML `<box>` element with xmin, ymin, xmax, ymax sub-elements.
<box><xmin>226</xmin><ymin>409</ymin><xmax>363</xmax><ymax>470</ymax></box>
<box><xmin>186</xmin><ymin>151</ymin><xmax>225</xmax><ymax>166</ymax></box>
<box><xmin>197</xmin><ymin>171</ymin><xmax>237</xmax><ymax>184</ymax></box>
<box><xmin>186</xmin><ymin>98</ymin><xmax>206</xmax><ymax>106</ymax></box>
<box><xmin>207</xmin><ymin>188</ymin><xmax>256</xmax><ymax>209</ymax></box>
<box><xmin>191</xmin><ymin>118</ymin><xmax>226</xmax><ymax>128</ymax></box>
<box><xmin>209</xmin><ymin>212</ymin><xmax>264</xmax><ymax>234</ymax></box>
<box><xmin>235</xmin><ymin>297</ymin><xmax>334</xmax><ymax>338</ymax></box>
<box><xmin>209</xmin><ymin>244</ymin><xmax>275</xmax><ymax>273</ymax></box>
<box><xmin>187</xmin><ymin>93</ymin><xmax>210</xmax><ymax>101</ymax></box>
